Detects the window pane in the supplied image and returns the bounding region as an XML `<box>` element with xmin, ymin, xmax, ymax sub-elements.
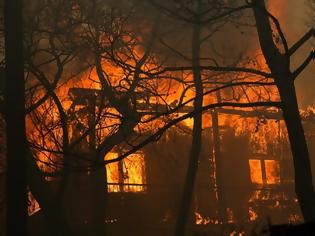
<box><xmin>123</xmin><ymin>153</ymin><xmax>146</xmax><ymax>192</ymax></box>
<box><xmin>105</xmin><ymin>152</ymin><xmax>120</xmax><ymax>192</ymax></box>
<box><xmin>265</xmin><ymin>160</ymin><xmax>280</xmax><ymax>184</ymax></box>
<box><xmin>249</xmin><ymin>159</ymin><xmax>263</xmax><ymax>184</ymax></box>
<box><xmin>105</xmin><ymin>152</ymin><xmax>146</xmax><ymax>192</ymax></box>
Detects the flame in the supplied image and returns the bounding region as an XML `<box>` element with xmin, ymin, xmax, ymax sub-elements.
<box><xmin>248</xmin><ymin>207</ymin><xmax>258</xmax><ymax>221</ymax></box>
<box><xmin>105</xmin><ymin>152</ymin><xmax>120</xmax><ymax>192</ymax></box>
<box><xmin>288</xmin><ymin>214</ymin><xmax>303</xmax><ymax>223</ymax></box>
<box><xmin>195</xmin><ymin>211</ymin><xmax>211</xmax><ymax>225</ymax></box>
<box><xmin>23</xmin><ymin>1</ymin><xmax>302</xmax><ymax>225</ymax></box>
<box><xmin>249</xmin><ymin>158</ymin><xmax>281</xmax><ymax>185</ymax></box>
<box><xmin>122</xmin><ymin>153</ymin><xmax>146</xmax><ymax>192</ymax></box>
<box><xmin>105</xmin><ymin>152</ymin><xmax>146</xmax><ymax>192</ymax></box>
<box><xmin>226</xmin><ymin>208</ymin><xmax>235</xmax><ymax>224</ymax></box>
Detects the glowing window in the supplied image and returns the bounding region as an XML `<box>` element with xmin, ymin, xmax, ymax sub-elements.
<box><xmin>249</xmin><ymin>159</ymin><xmax>263</xmax><ymax>184</ymax></box>
<box><xmin>105</xmin><ymin>152</ymin><xmax>146</xmax><ymax>192</ymax></box>
<box><xmin>265</xmin><ymin>160</ymin><xmax>280</xmax><ymax>184</ymax></box>
<box><xmin>105</xmin><ymin>153</ymin><xmax>120</xmax><ymax>192</ymax></box>
<box><xmin>122</xmin><ymin>153</ymin><xmax>146</xmax><ymax>192</ymax></box>
<box><xmin>249</xmin><ymin>159</ymin><xmax>280</xmax><ymax>185</ymax></box>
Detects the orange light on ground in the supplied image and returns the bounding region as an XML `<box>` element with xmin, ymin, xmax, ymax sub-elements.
<box><xmin>226</xmin><ymin>208</ymin><xmax>235</xmax><ymax>223</ymax></box>
<box><xmin>194</xmin><ymin>211</ymin><xmax>211</xmax><ymax>225</ymax></box>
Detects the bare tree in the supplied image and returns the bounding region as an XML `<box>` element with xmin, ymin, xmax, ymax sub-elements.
<box><xmin>5</xmin><ymin>1</ymin><xmax>311</xmax><ymax>235</ymax></box>
<box><xmin>252</xmin><ymin>0</ymin><xmax>315</xmax><ymax>222</ymax></box>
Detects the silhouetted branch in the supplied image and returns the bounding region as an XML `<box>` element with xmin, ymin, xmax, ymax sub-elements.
<box><xmin>201</xmin><ymin>4</ymin><xmax>252</xmax><ymax>24</ymax></box>
<box><xmin>142</xmin><ymin>81</ymin><xmax>275</xmax><ymax>123</ymax></box>
<box><xmin>289</xmin><ymin>28</ymin><xmax>314</xmax><ymax>56</ymax></box>
<box><xmin>292</xmin><ymin>50</ymin><xmax>315</xmax><ymax>79</ymax></box>
<box><xmin>155</xmin><ymin>65</ymin><xmax>272</xmax><ymax>78</ymax></box>
<box><xmin>101</xmin><ymin>100</ymin><xmax>281</xmax><ymax>166</ymax></box>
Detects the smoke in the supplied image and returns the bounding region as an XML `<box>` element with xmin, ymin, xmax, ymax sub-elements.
<box><xmin>283</xmin><ymin>1</ymin><xmax>315</xmax><ymax>107</ymax></box>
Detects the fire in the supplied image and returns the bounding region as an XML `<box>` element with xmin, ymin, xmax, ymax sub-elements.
<box><xmin>105</xmin><ymin>152</ymin><xmax>120</xmax><ymax>192</ymax></box>
<box><xmin>195</xmin><ymin>211</ymin><xmax>211</xmax><ymax>225</ymax></box>
<box><xmin>23</xmin><ymin>0</ymin><xmax>303</xmax><ymax>228</ymax></box>
<box><xmin>122</xmin><ymin>153</ymin><xmax>146</xmax><ymax>192</ymax></box>
<box><xmin>249</xmin><ymin>159</ymin><xmax>281</xmax><ymax>185</ymax></box>
<box><xmin>248</xmin><ymin>207</ymin><xmax>258</xmax><ymax>221</ymax></box>
<box><xmin>249</xmin><ymin>159</ymin><xmax>263</xmax><ymax>185</ymax></box>
<box><xmin>265</xmin><ymin>160</ymin><xmax>280</xmax><ymax>184</ymax></box>
<box><xmin>288</xmin><ymin>214</ymin><xmax>303</xmax><ymax>223</ymax></box>
<box><xmin>226</xmin><ymin>208</ymin><xmax>235</xmax><ymax>224</ymax></box>
<box><xmin>105</xmin><ymin>152</ymin><xmax>146</xmax><ymax>192</ymax></box>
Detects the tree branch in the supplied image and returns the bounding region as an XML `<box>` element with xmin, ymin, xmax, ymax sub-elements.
<box><xmin>201</xmin><ymin>4</ymin><xmax>252</xmax><ymax>24</ymax></box>
<box><xmin>292</xmin><ymin>50</ymin><xmax>315</xmax><ymax>79</ymax></box>
<box><xmin>154</xmin><ymin>65</ymin><xmax>272</xmax><ymax>78</ymax></box>
<box><xmin>142</xmin><ymin>81</ymin><xmax>275</xmax><ymax>123</ymax></box>
<box><xmin>101</xmin><ymin>101</ymin><xmax>282</xmax><ymax>166</ymax></box>
<box><xmin>289</xmin><ymin>28</ymin><xmax>315</xmax><ymax>56</ymax></box>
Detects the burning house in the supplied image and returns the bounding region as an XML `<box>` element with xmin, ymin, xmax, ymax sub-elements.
<box><xmin>2</xmin><ymin>1</ymin><xmax>315</xmax><ymax>236</ymax></box>
<box><xmin>25</xmin><ymin>84</ymin><xmax>315</xmax><ymax>236</ymax></box>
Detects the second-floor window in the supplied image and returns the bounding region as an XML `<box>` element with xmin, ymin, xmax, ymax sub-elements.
<box><xmin>249</xmin><ymin>159</ymin><xmax>280</xmax><ymax>185</ymax></box>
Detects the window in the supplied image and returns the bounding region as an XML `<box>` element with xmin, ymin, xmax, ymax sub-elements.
<box><xmin>249</xmin><ymin>159</ymin><xmax>280</xmax><ymax>185</ymax></box>
<box><xmin>249</xmin><ymin>159</ymin><xmax>263</xmax><ymax>184</ymax></box>
<box><xmin>105</xmin><ymin>152</ymin><xmax>146</xmax><ymax>192</ymax></box>
<box><xmin>264</xmin><ymin>160</ymin><xmax>280</xmax><ymax>184</ymax></box>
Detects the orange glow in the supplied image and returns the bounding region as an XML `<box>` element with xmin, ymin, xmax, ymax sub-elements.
<box><xmin>28</xmin><ymin>191</ymin><xmax>40</xmax><ymax>216</ymax></box>
<box><xmin>267</xmin><ymin>0</ymin><xmax>287</xmax><ymax>19</ymax></box>
<box><xmin>249</xmin><ymin>159</ymin><xmax>281</xmax><ymax>185</ymax></box>
<box><xmin>105</xmin><ymin>152</ymin><xmax>120</xmax><ymax>192</ymax></box>
<box><xmin>195</xmin><ymin>211</ymin><xmax>211</xmax><ymax>225</ymax></box>
<box><xmin>123</xmin><ymin>153</ymin><xmax>146</xmax><ymax>192</ymax></box>
<box><xmin>265</xmin><ymin>160</ymin><xmax>280</xmax><ymax>184</ymax></box>
<box><xmin>249</xmin><ymin>159</ymin><xmax>263</xmax><ymax>184</ymax></box>
<box><xmin>288</xmin><ymin>214</ymin><xmax>303</xmax><ymax>223</ymax></box>
<box><xmin>105</xmin><ymin>152</ymin><xmax>146</xmax><ymax>193</ymax></box>
<box><xmin>226</xmin><ymin>208</ymin><xmax>234</xmax><ymax>224</ymax></box>
<box><xmin>248</xmin><ymin>207</ymin><xmax>258</xmax><ymax>221</ymax></box>
<box><xmin>22</xmin><ymin>2</ymin><xmax>304</xmax><ymax>229</ymax></box>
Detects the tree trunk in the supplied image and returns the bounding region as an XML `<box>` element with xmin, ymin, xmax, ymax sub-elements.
<box><xmin>212</xmin><ymin>109</ymin><xmax>227</xmax><ymax>223</ymax></box>
<box><xmin>88</xmin><ymin>168</ymin><xmax>107</xmax><ymax>236</ymax></box>
<box><xmin>88</xmin><ymin>99</ymin><xmax>107</xmax><ymax>236</ymax></box>
<box><xmin>27</xmin><ymin>150</ymin><xmax>70</xmax><ymax>236</ymax></box>
<box><xmin>174</xmin><ymin>2</ymin><xmax>203</xmax><ymax>234</ymax></box>
<box><xmin>252</xmin><ymin>0</ymin><xmax>315</xmax><ymax>221</ymax></box>
<box><xmin>212</xmin><ymin>85</ymin><xmax>227</xmax><ymax>223</ymax></box>
<box><xmin>4</xmin><ymin>0</ymin><xmax>28</xmax><ymax>235</ymax></box>
<box><xmin>278</xmin><ymin>81</ymin><xmax>315</xmax><ymax>222</ymax></box>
